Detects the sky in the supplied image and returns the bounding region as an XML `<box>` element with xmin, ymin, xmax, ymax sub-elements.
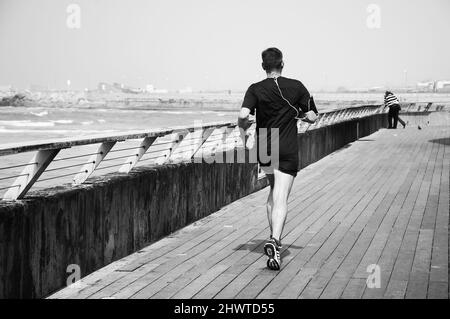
<box><xmin>0</xmin><ymin>0</ymin><xmax>449</xmax><ymax>91</ymax></box>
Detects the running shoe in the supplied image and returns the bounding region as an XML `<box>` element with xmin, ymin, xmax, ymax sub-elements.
<box><xmin>264</xmin><ymin>238</ymin><xmax>281</xmax><ymax>271</ymax></box>
<box><xmin>270</xmin><ymin>235</ymin><xmax>282</xmax><ymax>249</ymax></box>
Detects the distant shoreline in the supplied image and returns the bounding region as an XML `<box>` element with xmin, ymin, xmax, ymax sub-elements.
<box><xmin>1</xmin><ymin>91</ymin><xmax>450</xmax><ymax>112</ymax></box>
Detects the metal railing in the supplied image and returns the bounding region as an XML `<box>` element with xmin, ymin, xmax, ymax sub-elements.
<box><xmin>0</xmin><ymin>104</ymin><xmax>386</xmax><ymax>200</ymax></box>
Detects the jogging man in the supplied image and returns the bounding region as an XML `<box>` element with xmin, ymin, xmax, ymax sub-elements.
<box><xmin>238</xmin><ymin>48</ymin><xmax>311</xmax><ymax>270</ymax></box>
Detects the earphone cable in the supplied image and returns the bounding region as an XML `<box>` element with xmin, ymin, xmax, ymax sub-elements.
<box><xmin>273</xmin><ymin>77</ymin><xmax>301</xmax><ymax>120</ymax></box>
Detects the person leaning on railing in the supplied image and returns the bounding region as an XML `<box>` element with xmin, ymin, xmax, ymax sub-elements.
<box><xmin>384</xmin><ymin>91</ymin><xmax>406</xmax><ymax>129</ymax></box>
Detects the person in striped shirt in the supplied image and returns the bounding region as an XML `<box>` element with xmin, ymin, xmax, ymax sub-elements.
<box><xmin>384</xmin><ymin>91</ymin><xmax>406</xmax><ymax>129</ymax></box>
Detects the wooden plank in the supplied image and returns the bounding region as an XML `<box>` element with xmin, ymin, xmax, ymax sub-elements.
<box><xmin>297</xmin><ymin>150</ymin><xmax>407</xmax><ymax>297</ymax></box>
<box><xmin>386</xmin><ymin>129</ymin><xmax>440</xmax><ymax>298</ymax></box>
<box><xmin>427</xmin><ymin>282</ymin><xmax>448</xmax><ymax>299</ymax></box>
<box><xmin>405</xmin><ymin>229</ymin><xmax>433</xmax><ymax>298</ymax></box>
<box><xmin>429</xmin><ymin>135</ymin><xmax>449</xmax><ymax>292</ymax></box>
<box><xmin>355</xmin><ymin>131</ymin><xmax>433</xmax><ymax>299</ymax></box>
<box><xmin>88</xmin><ymin>263</ymin><xmax>161</xmax><ymax>299</ymax></box>
<box><xmin>384</xmin><ymin>280</ymin><xmax>408</xmax><ymax>299</ymax></box>
<box><xmin>171</xmin><ymin>264</ymin><xmax>230</xmax><ymax>299</ymax></box>
<box><xmin>377</xmin><ymin>132</ymin><xmax>438</xmax><ymax>299</ymax></box>
<box><xmin>341</xmin><ymin>278</ymin><xmax>367</xmax><ymax>299</ymax></box>
<box><xmin>111</xmin><ymin>198</ymin><xmax>272</xmax><ymax>299</ymax></box>
<box><xmin>299</xmin><ymin>130</ymin><xmax>432</xmax><ymax>299</ymax></box>
<box><xmin>192</xmin><ymin>274</ymin><xmax>237</xmax><ymax>299</ymax></box>
<box><xmin>130</xmin><ymin>227</ymin><xmax>262</xmax><ymax>299</ymax></box>
<box><xmin>117</xmin><ymin>230</ymin><xmax>237</xmax><ymax>298</ymax></box>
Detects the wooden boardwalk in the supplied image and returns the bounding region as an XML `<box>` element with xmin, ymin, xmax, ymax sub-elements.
<box><xmin>49</xmin><ymin>126</ymin><xmax>449</xmax><ymax>299</ymax></box>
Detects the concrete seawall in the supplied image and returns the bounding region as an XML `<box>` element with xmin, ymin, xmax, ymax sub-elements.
<box><xmin>0</xmin><ymin>113</ymin><xmax>388</xmax><ymax>298</ymax></box>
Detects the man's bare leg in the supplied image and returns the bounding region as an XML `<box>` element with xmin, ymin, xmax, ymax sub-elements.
<box><xmin>271</xmin><ymin>169</ymin><xmax>294</xmax><ymax>243</ymax></box>
<box><xmin>264</xmin><ymin>169</ymin><xmax>295</xmax><ymax>270</ymax></box>
<box><xmin>266</xmin><ymin>174</ymin><xmax>275</xmax><ymax>237</ymax></box>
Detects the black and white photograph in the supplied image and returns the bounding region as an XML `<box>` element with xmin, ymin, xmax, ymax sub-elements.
<box><xmin>0</xmin><ymin>0</ymin><xmax>449</xmax><ymax>308</ymax></box>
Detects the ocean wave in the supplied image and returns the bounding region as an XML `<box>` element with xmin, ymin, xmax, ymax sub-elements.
<box><xmin>0</xmin><ymin>128</ymin><xmax>117</xmax><ymax>134</ymax></box>
<box><xmin>52</xmin><ymin>119</ymin><xmax>74</xmax><ymax>124</ymax></box>
<box><xmin>0</xmin><ymin>120</ymin><xmax>55</xmax><ymax>127</ymax></box>
<box><xmin>159</xmin><ymin>111</ymin><xmax>194</xmax><ymax>115</ymax></box>
<box><xmin>30</xmin><ymin>110</ymin><xmax>49</xmax><ymax>117</ymax></box>
<box><xmin>147</xmin><ymin>110</ymin><xmax>223</xmax><ymax>115</ymax></box>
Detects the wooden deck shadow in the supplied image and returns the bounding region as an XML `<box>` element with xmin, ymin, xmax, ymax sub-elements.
<box><xmin>234</xmin><ymin>239</ymin><xmax>304</xmax><ymax>258</ymax></box>
<box><xmin>429</xmin><ymin>137</ymin><xmax>450</xmax><ymax>146</ymax></box>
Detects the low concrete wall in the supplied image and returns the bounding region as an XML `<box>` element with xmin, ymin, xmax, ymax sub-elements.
<box><xmin>0</xmin><ymin>113</ymin><xmax>388</xmax><ymax>299</ymax></box>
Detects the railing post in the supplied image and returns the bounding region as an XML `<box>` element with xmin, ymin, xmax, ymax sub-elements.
<box><xmin>318</xmin><ymin>113</ymin><xmax>326</xmax><ymax>127</ymax></box>
<box><xmin>337</xmin><ymin>109</ymin><xmax>346</xmax><ymax>122</ymax></box>
<box><xmin>316</xmin><ymin>113</ymin><xmax>326</xmax><ymax>127</ymax></box>
<box><xmin>191</xmin><ymin>127</ymin><xmax>215</xmax><ymax>162</ymax></box>
<box><xmin>157</xmin><ymin>131</ymin><xmax>189</xmax><ymax>165</ymax></box>
<box><xmin>339</xmin><ymin>109</ymin><xmax>347</xmax><ymax>122</ymax></box>
<box><xmin>329</xmin><ymin>112</ymin><xmax>338</xmax><ymax>125</ymax></box>
<box><xmin>205</xmin><ymin>126</ymin><xmax>236</xmax><ymax>163</ymax></box>
<box><xmin>3</xmin><ymin>149</ymin><xmax>60</xmax><ymax>200</ymax></box>
<box><xmin>118</xmin><ymin>136</ymin><xmax>157</xmax><ymax>173</ymax></box>
<box><xmin>345</xmin><ymin>109</ymin><xmax>351</xmax><ymax>119</ymax></box>
<box><xmin>72</xmin><ymin>141</ymin><xmax>116</xmax><ymax>185</ymax></box>
<box><xmin>217</xmin><ymin>126</ymin><xmax>236</xmax><ymax>152</ymax></box>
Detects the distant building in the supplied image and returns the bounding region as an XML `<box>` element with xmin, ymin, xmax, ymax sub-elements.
<box><xmin>0</xmin><ymin>85</ymin><xmax>12</xmax><ymax>92</ymax></box>
<box><xmin>145</xmin><ymin>84</ymin><xmax>168</xmax><ymax>94</ymax></box>
<box><xmin>436</xmin><ymin>81</ymin><xmax>450</xmax><ymax>92</ymax></box>
<box><xmin>416</xmin><ymin>80</ymin><xmax>450</xmax><ymax>92</ymax></box>
<box><xmin>29</xmin><ymin>84</ymin><xmax>49</xmax><ymax>92</ymax></box>
<box><xmin>97</xmin><ymin>82</ymin><xmax>122</xmax><ymax>93</ymax></box>
<box><xmin>417</xmin><ymin>81</ymin><xmax>435</xmax><ymax>92</ymax></box>
<box><xmin>154</xmin><ymin>88</ymin><xmax>169</xmax><ymax>94</ymax></box>
<box><xmin>368</xmin><ymin>86</ymin><xmax>385</xmax><ymax>93</ymax></box>
<box><xmin>178</xmin><ymin>87</ymin><xmax>193</xmax><ymax>94</ymax></box>
<box><xmin>98</xmin><ymin>82</ymin><xmax>108</xmax><ymax>91</ymax></box>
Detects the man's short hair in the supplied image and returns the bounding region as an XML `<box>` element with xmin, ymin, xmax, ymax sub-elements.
<box><xmin>262</xmin><ymin>47</ymin><xmax>283</xmax><ymax>71</ymax></box>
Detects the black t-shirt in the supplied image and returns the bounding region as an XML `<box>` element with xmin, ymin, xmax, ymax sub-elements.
<box><xmin>241</xmin><ymin>76</ymin><xmax>310</xmax><ymax>166</ymax></box>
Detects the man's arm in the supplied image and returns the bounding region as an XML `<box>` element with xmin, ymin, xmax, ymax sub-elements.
<box><xmin>238</xmin><ymin>107</ymin><xmax>252</xmax><ymax>130</ymax></box>
<box><xmin>238</xmin><ymin>107</ymin><xmax>252</xmax><ymax>148</ymax></box>
<box><xmin>238</xmin><ymin>85</ymin><xmax>257</xmax><ymax>148</ymax></box>
<box><xmin>297</xmin><ymin>81</ymin><xmax>311</xmax><ymax>114</ymax></box>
